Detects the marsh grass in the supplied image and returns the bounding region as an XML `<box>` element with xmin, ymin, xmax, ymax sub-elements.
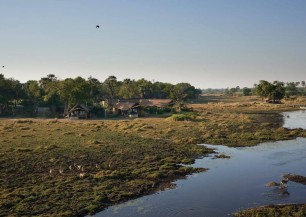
<box><xmin>0</xmin><ymin>119</ymin><xmax>211</xmax><ymax>216</ymax></box>
<box><xmin>234</xmin><ymin>204</ymin><xmax>306</xmax><ymax>217</ymax></box>
<box><xmin>1</xmin><ymin>100</ymin><xmax>306</xmax><ymax>216</ymax></box>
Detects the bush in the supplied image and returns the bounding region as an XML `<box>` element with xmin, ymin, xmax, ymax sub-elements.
<box><xmin>167</xmin><ymin>112</ymin><xmax>197</xmax><ymax>121</ymax></box>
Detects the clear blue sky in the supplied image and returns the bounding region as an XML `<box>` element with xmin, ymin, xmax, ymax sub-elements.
<box><xmin>1</xmin><ymin>0</ymin><xmax>306</xmax><ymax>88</ymax></box>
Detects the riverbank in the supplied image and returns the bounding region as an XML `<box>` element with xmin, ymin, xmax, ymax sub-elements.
<box><xmin>1</xmin><ymin>101</ymin><xmax>306</xmax><ymax>216</ymax></box>
<box><xmin>234</xmin><ymin>174</ymin><xmax>306</xmax><ymax>217</ymax></box>
<box><xmin>0</xmin><ymin>118</ymin><xmax>210</xmax><ymax>216</ymax></box>
<box><xmin>234</xmin><ymin>204</ymin><xmax>306</xmax><ymax>217</ymax></box>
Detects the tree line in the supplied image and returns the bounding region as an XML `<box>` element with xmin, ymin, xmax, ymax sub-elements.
<box><xmin>254</xmin><ymin>80</ymin><xmax>306</xmax><ymax>102</ymax></box>
<box><xmin>1</xmin><ymin>73</ymin><xmax>305</xmax><ymax>116</ymax></box>
<box><xmin>0</xmin><ymin>74</ymin><xmax>201</xmax><ymax>116</ymax></box>
<box><xmin>204</xmin><ymin>80</ymin><xmax>306</xmax><ymax>100</ymax></box>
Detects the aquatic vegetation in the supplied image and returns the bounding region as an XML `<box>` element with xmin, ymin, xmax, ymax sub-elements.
<box><xmin>212</xmin><ymin>153</ymin><xmax>230</xmax><ymax>159</ymax></box>
<box><xmin>234</xmin><ymin>204</ymin><xmax>306</xmax><ymax>217</ymax></box>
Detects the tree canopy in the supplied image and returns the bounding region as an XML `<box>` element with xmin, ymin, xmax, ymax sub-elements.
<box><xmin>0</xmin><ymin>74</ymin><xmax>201</xmax><ymax>115</ymax></box>
<box><xmin>255</xmin><ymin>80</ymin><xmax>285</xmax><ymax>102</ymax></box>
<box><xmin>2</xmin><ymin>73</ymin><xmax>305</xmax><ymax>116</ymax></box>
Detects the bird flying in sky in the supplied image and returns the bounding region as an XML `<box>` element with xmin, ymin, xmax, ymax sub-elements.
<box><xmin>96</xmin><ymin>25</ymin><xmax>100</xmax><ymax>28</ymax></box>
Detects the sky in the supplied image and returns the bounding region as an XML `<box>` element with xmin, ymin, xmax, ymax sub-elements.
<box><xmin>0</xmin><ymin>0</ymin><xmax>306</xmax><ymax>88</ymax></box>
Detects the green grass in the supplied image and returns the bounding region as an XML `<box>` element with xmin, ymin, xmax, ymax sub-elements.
<box><xmin>234</xmin><ymin>204</ymin><xmax>306</xmax><ymax>217</ymax></box>
<box><xmin>0</xmin><ymin>119</ymin><xmax>211</xmax><ymax>216</ymax></box>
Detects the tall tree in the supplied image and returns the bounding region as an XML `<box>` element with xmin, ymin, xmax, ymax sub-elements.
<box><xmin>170</xmin><ymin>83</ymin><xmax>198</xmax><ymax>111</ymax></box>
<box><xmin>39</xmin><ymin>74</ymin><xmax>61</xmax><ymax>107</ymax></box>
<box><xmin>285</xmin><ymin>82</ymin><xmax>299</xmax><ymax>96</ymax></box>
<box><xmin>87</xmin><ymin>76</ymin><xmax>103</xmax><ymax>105</ymax></box>
<box><xmin>242</xmin><ymin>87</ymin><xmax>252</xmax><ymax>96</ymax></box>
<box><xmin>39</xmin><ymin>74</ymin><xmax>57</xmax><ymax>89</ymax></box>
<box><xmin>25</xmin><ymin>80</ymin><xmax>43</xmax><ymax>109</ymax></box>
<box><xmin>255</xmin><ymin>80</ymin><xmax>285</xmax><ymax>102</ymax></box>
<box><xmin>58</xmin><ymin>78</ymin><xmax>74</xmax><ymax>112</ymax></box>
<box><xmin>152</xmin><ymin>82</ymin><xmax>170</xmax><ymax>98</ymax></box>
<box><xmin>104</xmin><ymin>76</ymin><xmax>119</xmax><ymax>104</ymax></box>
<box><xmin>58</xmin><ymin>77</ymin><xmax>91</xmax><ymax>111</ymax></box>
<box><xmin>270</xmin><ymin>81</ymin><xmax>285</xmax><ymax>102</ymax></box>
<box><xmin>0</xmin><ymin>75</ymin><xmax>22</xmax><ymax>111</ymax></box>
<box><xmin>118</xmin><ymin>78</ymin><xmax>138</xmax><ymax>99</ymax></box>
<box><xmin>0</xmin><ymin>75</ymin><xmax>12</xmax><ymax>107</ymax></box>
<box><xmin>136</xmin><ymin>79</ymin><xmax>153</xmax><ymax>99</ymax></box>
<box><xmin>256</xmin><ymin>80</ymin><xmax>273</xmax><ymax>101</ymax></box>
<box><xmin>72</xmin><ymin>76</ymin><xmax>90</xmax><ymax>104</ymax></box>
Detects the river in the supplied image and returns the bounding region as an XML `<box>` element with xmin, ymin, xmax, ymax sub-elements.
<box><xmin>94</xmin><ymin>110</ymin><xmax>306</xmax><ymax>217</ymax></box>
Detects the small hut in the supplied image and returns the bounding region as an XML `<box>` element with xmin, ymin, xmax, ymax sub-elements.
<box><xmin>67</xmin><ymin>104</ymin><xmax>89</xmax><ymax>119</ymax></box>
<box><xmin>113</xmin><ymin>102</ymin><xmax>139</xmax><ymax>118</ymax></box>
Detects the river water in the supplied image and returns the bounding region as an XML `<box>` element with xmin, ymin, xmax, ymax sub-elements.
<box><xmin>283</xmin><ymin>109</ymin><xmax>306</xmax><ymax>129</ymax></box>
<box><xmin>95</xmin><ymin>110</ymin><xmax>306</xmax><ymax>217</ymax></box>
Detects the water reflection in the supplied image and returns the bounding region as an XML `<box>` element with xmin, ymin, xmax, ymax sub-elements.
<box><xmin>95</xmin><ymin>111</ymin><xmax>306</xmax><ymax>217</ymax></box>
<box><xmin>95</xmin><ymin>139</ymin><xmax>306</xmax><ymax>217</ymax></box>
<box><xmin>283</xmin><ymin>110</ymin><xmax>306</xmax><ymax>129</ymax></box>
<box><xmin>263</xmin><ymin>187</ymin><xmax>290</xmax><ymax>202</ymax></box>
<box><xmin>111</xmin><ymin>199</ymin><xmax>152</xmax><ymax>215</ymax></box>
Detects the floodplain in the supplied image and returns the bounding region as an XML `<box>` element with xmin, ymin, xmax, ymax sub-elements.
<box><xmin>1</xmin><ymin>95</ymin><xmax>306</xmax><ymax>216</ymax></box>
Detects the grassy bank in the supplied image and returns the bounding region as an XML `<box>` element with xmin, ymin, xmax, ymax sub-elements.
<box><xmin>234</xmin><ymin>204</ymin><xmax>306</xmax><ymax>217</ymax></box>
<box><xmin>0</xmin><ymin>118</ymin><xmax>210</xmax><ymax>216</ymax></box>
<box><xmin>1</xmin><ymin>99</ymin><xmax>306</xmax><ymax>216</ymax></box>
<box><xmin>234</xmin><ymin>174</ymin><xmax>306</xmax><ymax>217</ymax></box>
<box><xmin>189</xmin><ymin>102</ymin><xmax>306</xmax><ymax>146</ymax></box>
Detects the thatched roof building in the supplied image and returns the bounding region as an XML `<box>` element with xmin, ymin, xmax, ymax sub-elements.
<box><xmin>113</xmin><ymin>102</ymin><xmax>139</xmax><ymax>118</ymax></box>
<box><xmin>67</xmin><ymin>104</ymin><xmax>89</xmax><ymax>119</ymax></box>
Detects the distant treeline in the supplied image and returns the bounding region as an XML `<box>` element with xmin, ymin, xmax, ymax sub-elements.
<box><xmin>203</xmin><ymin>80</ymin><xmax>306</xmax><ymax>100</ymax></box>
<box><xmin>1</xmin><ymin>74</ymin><xmax>306</xmax><ymax>116</ymax></box>
<box><xmin>0</xmin><ymin>74</ymin><xmax>201</xmax><ymax>115</ymax></box>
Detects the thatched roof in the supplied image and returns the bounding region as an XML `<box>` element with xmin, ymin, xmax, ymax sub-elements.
<box><xmin>139</xmin><ymin>99</ymin><xmax>174</xmax><ymax>108</ymax></box>
<box><xmin>113</xmin><ymin>102</ymin><xmax>139</xmax><ymax>111</ymax></box>
<box><xmin>68</xmin><ymin>104</ymin><xmax>89</xmax><ymax>113</ymax></box>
